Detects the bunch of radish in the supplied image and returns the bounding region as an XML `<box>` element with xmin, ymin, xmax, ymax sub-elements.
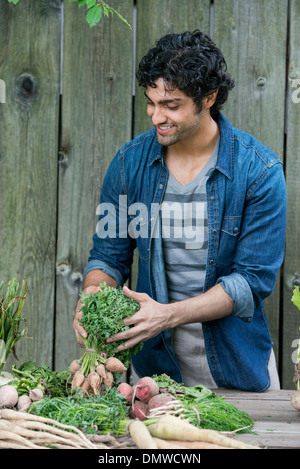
<box><xmin>69</xmin><ymin>356</ymin><xmax>127</xmax><ymax>395</ymax></box>
<box><xmin>117</xmin><ymin>376</ymin><xmax>177</xmax><ymax>421</ymax></box>
<box><xmin>0</xmin><ymin>384</ymin><xmax>44</xmax><ymax>411</ymax></box>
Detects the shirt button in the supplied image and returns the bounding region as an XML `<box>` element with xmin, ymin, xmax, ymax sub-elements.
<box><xmin>209</xmin><ymin>259</ymin><xmax>214</xmax><ymax>265</ymax></box>
<box><xmin>212</xmin><ymin>229</ymin><xmax>217</xmax><ymax>234</ymax></box>
<box><xmin>159</xmin><ymin>183</ymin><xmax>164</xmax><ymax>189</ymax></box>
<box><xmin>234</xmin><ymin>227</ymin><xmax>239</xmax><ymax>233</ymax></box>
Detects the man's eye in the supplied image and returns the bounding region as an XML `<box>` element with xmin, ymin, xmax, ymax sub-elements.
<box><xmin>168</xmin><ymin>106</ymin><xmax>179</xmax><ymax>110</ymax></box>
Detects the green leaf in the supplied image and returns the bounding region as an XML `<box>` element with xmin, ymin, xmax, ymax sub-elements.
<box><xmin>86</xmin><ymin>4</ymin><xmax>102</xmax><ymax>27</ymax></box>
<box><xmin>292</xmin><ymin>286</ymin><xmax>300</xmax><ymax>311</ymax></box>
<box><xmin>7</xmin><ymin>0</ymin><xmax>20</xmax><ymax>3</ymax></box>
<box><xmin>78</xmin><ymin>0</ymin><xmax>87</xmax><ymax>7</ymax></box>
<box><xmin>86</xmin><ymin>0</ymin><xmax>96</xmax><ymax>8</ymax></box>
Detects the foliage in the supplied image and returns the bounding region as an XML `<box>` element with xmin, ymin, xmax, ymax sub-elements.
<box><xmin>0</xmin><ymin>278</ymin><xmax>28</xmax><ymax>372</ymax></box>
<box><xmin>29</xmin><ymin>387</ymin><xmax>129</xmax><ymax>434</ymax></box>
<box><xmin>10</xmin><ymin>360</ymin><xmax>71</xmax><ymax>397</ymax></box>
<box><xmin>79</xmin><ymin>282</ymin><xmax>143</xmax><ymax>372</ymax></box>
<box><xmin>7</xmin><ymin>0</ymin><xmax>131</xmax><ymax>29</ymax></box>
<box><xmin>152</xmin><ymin>374</ymin><xmax>254</xmax><ymax>433</ymax></box>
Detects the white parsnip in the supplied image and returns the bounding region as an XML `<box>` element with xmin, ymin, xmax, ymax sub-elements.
<box><xmin>147</xmin><ymin>414</ymin><xmax>260</xmax><ymax>450</ymax></box>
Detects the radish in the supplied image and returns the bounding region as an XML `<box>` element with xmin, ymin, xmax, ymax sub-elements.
<box><xmin>29</xmin><ymin>388</ymin><xmax>44</xmax><ymax>402</ymax></box>
<box><xmin>17</xmin><ymin>395</ymin><xmax>32</xmax><ymax>412</ymax></box>
<box><xmin>129</xmin><ymin>400</ymin><xmax>149</xmax><ymax>421</ymax></box>
<box><xmin>0</xmin><ymin>385</ymin><xmax>19</xmax><ymax>408</ymax></box>
<box><xmin>134</xmin><ymin>376</ymin><xmax>159</xmax><ymax>403</ymax></box>
<box><xmin>117</xmin><ymin>382</ymin><xmax>133</xmax><ymax>401</ymax></box>
<box><xmin>147</xmin><ymin>393</ymin><xmax>175</xmax><ymax>410</ymax></box>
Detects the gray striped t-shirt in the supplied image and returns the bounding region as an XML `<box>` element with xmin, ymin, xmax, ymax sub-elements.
<box><xmin>161</xmin><ymin>140</ymin><xmax>219</xmax><ymax>387</ymax></box>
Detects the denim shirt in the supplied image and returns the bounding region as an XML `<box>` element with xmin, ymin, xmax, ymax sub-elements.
<box><xmin>84</xmin><ymin>112</ymin><xmax>287</xmax><ymax>392</ymax></box>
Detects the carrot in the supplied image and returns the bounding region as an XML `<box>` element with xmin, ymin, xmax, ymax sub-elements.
<box><xmin>147</xmin><ymin>415</ymin><xmax>260</xmax><ymax>449</ymax></box>
<box><xmin>105</xmin><ymin>356</ymin><xmax>127</xmax><ymax>372</ymax></box>
<box><xmin>128</xmin><ymin>419</ymin><xmax>158</xmax><ymax>449</ymax></box>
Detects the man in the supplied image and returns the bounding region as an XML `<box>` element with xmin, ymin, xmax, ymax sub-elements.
<box><xmin>73</xmin><ymin>31</ymin><xmax>286</xmax><ymax>391</ymax></box>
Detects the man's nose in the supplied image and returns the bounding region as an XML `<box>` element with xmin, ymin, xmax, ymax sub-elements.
<box><xmin>148</xmin><ymin>105</ymin><xmax>167</xmax><ymax>125</ymax></box>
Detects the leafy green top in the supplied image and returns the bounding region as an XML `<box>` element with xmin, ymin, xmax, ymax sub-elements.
<box><xmin>79</xmin><ymin>282</ymin><xmax>143</xmax><ymax>367</ymax></box>
<box><xmin>292</xmin><ymin>286</ymin><xmax>300</xmax><ymax>311</ymax></box>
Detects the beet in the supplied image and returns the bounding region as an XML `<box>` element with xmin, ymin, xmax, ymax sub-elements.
<box><xmin>135</xmin><ymin>377</ymin><xmax>159</xmax><ymax>403</ymax></box>
<box><xmin>129</xmin><ymin>400</ymin><xmax>149</xmax><ymax>421</ymax></box>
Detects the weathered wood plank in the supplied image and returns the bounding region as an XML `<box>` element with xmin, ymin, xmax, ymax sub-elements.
<box><xmin>55</xmin><ymin>0</ymin><xmax>134</xmax><ymax>371</ymax></box>
<box><xmin>134</xmin><ymin>0</ymin><xmax>211</xmax><ymax>138</ymax></box>
<box><xmin>0</xmin><ymin>0</ymin><xmax>61</xmax><ymax>368</ymax></box>
<box><xmin>213</xmin><ymin>0</ymin><xmax>288</xmax><ymax>373</ymax></box>
<box><xmin>130</xmin><ymin>0</ymin><xmax>211</xmax><ymax>290</ymax></box>
<box><xmin>282</xmin><ymin>0</ymin><xmax>300</xmax><ymax>389</ymax></box>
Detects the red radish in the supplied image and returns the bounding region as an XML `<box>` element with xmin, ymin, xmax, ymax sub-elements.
<box><xmin>117</xmin><ymin>382</ymin><xmax>133</xmax><ymax>401</ymax></box>
<box><xmin>129</xmin><ymin>400</ymin><xmax>149</xmax><ymax>421</ymax></box>
<box><xmin>147</xmin><ymin>393</ymin><xmax>175</xmax><ymax>410</ymax></box>
<box><xmin>135</xmin><ymin>377</ymin><xmax>159</xmax><ymax>403</ymax></box>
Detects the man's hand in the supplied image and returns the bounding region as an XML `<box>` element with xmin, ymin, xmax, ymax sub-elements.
<box><xmin>73</xmin><ymin>285</ymin><xmax>102</xmax><ymax>347</ymax></box>
<box><xmin>106</xmin><ymin>286</ymin><xmax>172</xmax><ymax>351</ymax></box>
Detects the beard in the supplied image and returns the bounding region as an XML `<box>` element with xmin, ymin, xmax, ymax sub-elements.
<box><xmin>155</xmin><ymin>115</ymin><xmax>203</xmax><ymax>147</ymax></box>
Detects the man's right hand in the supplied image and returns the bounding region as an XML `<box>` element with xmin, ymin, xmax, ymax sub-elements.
<box><xmin>73</xmin><ymin>285</ymin><xmax>102</xmax><ymax>347</ymax></box>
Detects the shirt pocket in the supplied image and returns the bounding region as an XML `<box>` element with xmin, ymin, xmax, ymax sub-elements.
<box><xmin>216</xmin><ymin>216</ymin><xmax>242</xmax><ymax>267</ymax></box>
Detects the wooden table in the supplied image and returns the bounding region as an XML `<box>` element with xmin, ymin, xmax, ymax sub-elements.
<box><xmin>215</xmin><ymin>389</ymin><xmax>300</xmax><ymax>449</ymax></box>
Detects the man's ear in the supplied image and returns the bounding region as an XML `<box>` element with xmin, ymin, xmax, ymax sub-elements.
<box><xmin>203</xmin><ymin>89</ymin><xmax>219</xmax><ymax>109</ymax></box>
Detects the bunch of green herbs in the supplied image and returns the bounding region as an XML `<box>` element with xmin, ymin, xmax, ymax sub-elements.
<box><xmin>10</xmin><ymin>360</ymin><xmax>71</xmax><ymax>397</ymax></box>
<box><xmin>0</xmin><ymin>278</ymin><xmax>28</xmax><ymax>372</ymax></box>
<box><xmin>29</xmin><ymin>387</ymin><xmax>129</xmax><ymax>435</ymax></box>
<box><xmin>78</xmin><ymin>282</ymin><xmax>142</xmax><ymax>376</ymax></box>
<box><xmin>292</xmin><ymin>286</ymin><xmax>300</xmax><ymax>389</ymax></box>
<box><xmin>152</xmin><ymin>374</ymin><xmax>254</xmax><ymax>433</ymax></box>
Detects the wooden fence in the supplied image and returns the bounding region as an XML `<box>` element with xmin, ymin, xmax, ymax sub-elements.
<box><xmin>0</xmin><ymin>0</ymin><xmax>299</xmax><ymax>389</ymax></box>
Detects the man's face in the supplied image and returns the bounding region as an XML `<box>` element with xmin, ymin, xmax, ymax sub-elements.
<box><xmin>145</xmin><ymin>78</ymin><xmax>204</xmax><ymax>147</ymax></box>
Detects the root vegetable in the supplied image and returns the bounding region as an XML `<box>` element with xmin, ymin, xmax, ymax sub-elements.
<box><xmin>17</xmin><ymin>395</ymin><xmax>32</xmax><ymax>412</ymax></box>
<box><xmin>103</xmin><ymin>371</ymin><xmax>113</xmax><ymax>389</ymax></box>
<box><xmin>29</xmin><ymin>388</ymin><xmax>44</xmax><ymax>402</ymax></box>
<box><xmin>128</xmin><ymin>419</ymin><xmax>158</xmax><ymax>449</ymax></box>
<box><xmin>117</xmin><ymin>382</ymin><xmax>133</xmax><ymax>401</ymax></box>
<box><xmin>147</xmin><ymin>393</ymin><xmax>175</xmax><ymax>410</ymax></box>
<box><xmin>80</xmin><ymin>378</ymin><xmax>92</xmax><ymax>393</ymax></box>
<box><xmin>105</xmin><ymin>356</ymin><xmax>127</xmax><ymax>373</ymax></box>
<box><xmin>88</xmin><ymin>372</ymin><xmax>101</xmax><ymax>394</ymax></box>
<box><xmin>71</xmin><ymin>370</ymin><xmax>85</xmax><ymax>391</ymax></box>
<box><xmin>291</xmin><ymin>390</ymin><xmax>300</xmax><ymax>410</ymax></box>
<box><xmin>153</xmin><ymin>437</ymin><xmax>230</xmax><ymax>449</ymax></box>
<box><xmin>0</xmin><ymin>385</ymin><xmax>19</xmax><ymax>408</ymax></box>
<box><xmin>134</xmin><ymin>376</ymin><xmax>159</xmax><ymax>403</ymax></box>
<box><xmin>129</xmin><ymin>400</ymin><xmax>148</xmax><ymax>421</ymax></box>
<box><xmin>147</xmin><ymin>414</ymin><xmax>260</xmax><ymax>449</ymax></box>
<box><xmin>70</xmin><ymin>359</ymin><xmax>81</xmax><ymax>375</ymax></box>
<box><xmin>96</xmin><ymin>363</ymin><xmax>106</xmax><ymax>379</ymax></box>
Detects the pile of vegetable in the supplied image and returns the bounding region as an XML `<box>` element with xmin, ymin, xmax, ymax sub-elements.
<box><xmin>0</xmin><ymin>278</ymin><xmax>28</xmax><ymax>378</ymax></box>
<box><xmin>68</xmin><ymin>282</ymin><xmax>143</xmax><ymax>394</ymax></box>
<box><xmin>291</xmin><ymin>285</ymin><xmax>300</xmax><ymax>410</ymax></box>
<box><xmin>117</xmin><ymin>374</ymin><xmax>254</xmax><ymax>433</ymax></box>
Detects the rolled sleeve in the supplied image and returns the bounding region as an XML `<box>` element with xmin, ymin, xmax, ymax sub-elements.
<box><xmin>83</xmin><ymin>259</ymin><xmax>124</xmax><ymax>287</ymax></box>
<box><xmin>217</xmin><ymin>272</ymin><xmax>254</xmax><ymax>321</ymax></box>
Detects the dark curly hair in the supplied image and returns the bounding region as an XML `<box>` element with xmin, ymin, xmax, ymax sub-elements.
<box><xmin>136</xmin><ymin>30</ymin><xmax>234</xmax><ymax>115</ymax></box>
